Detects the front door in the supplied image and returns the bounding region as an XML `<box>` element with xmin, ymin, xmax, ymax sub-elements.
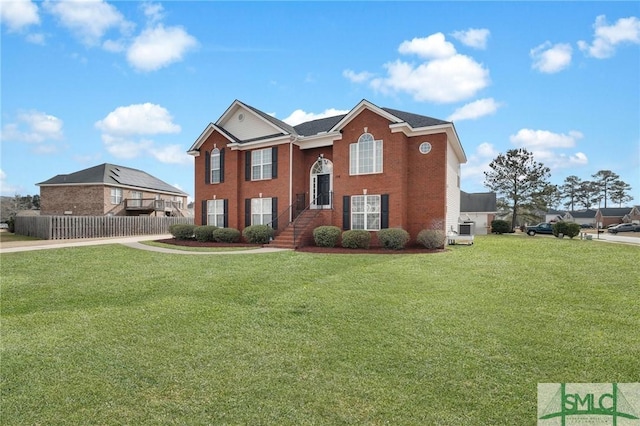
<box><xmin>317</xmin><ymin>174</ymin><xmax>330</xmax><ymax>206</ymax></box>
<box><xmin>310</xmin><ymin>158</ymin><xmax>333</xmax><ymax>209</ymax></box>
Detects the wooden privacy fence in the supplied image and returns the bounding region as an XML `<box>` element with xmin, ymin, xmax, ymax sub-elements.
<box><xmin>15</xmin><ymin>216</ymin><xmax>194</xmax><ymax>240</ymax></box>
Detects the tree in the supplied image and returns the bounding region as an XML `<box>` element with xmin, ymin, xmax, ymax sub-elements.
<box><xmin>575</xmin><ymin>180</ymin><xmax>600</xmax><ymax>209</ymax></box>
<box><xmin>560</xmin><ymin>175</ymin><xmax>582</xmax><ymax>211</ymax></box>
<box><xmin>591</xmin><ymin>170</ymin><xmax>620</xmax><ymax>208</ymax></box>
<box><xmin>484</xmin><ymin>148</ymin><xmax>551</xmax><ymax>230</ymax></box>
<box><xmin>610</xmin><ymin>180</ymin><xmax>633</xmax><ymax>207</ymax></box>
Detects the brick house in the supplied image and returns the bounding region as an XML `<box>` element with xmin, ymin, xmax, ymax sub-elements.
<box><xmin>37</xmin><ymin>163</ymin><xmax>189</xmax><ymax>217</ymax></box>
<box><xmin>595</xmin><ymin>206</ymin><xmax>640</xmax><ymax>228</ymax></box>
<box><xmin>187</xmin><ymin>99</ymin><xmax>467</xmax><ymax>247</ymax></box>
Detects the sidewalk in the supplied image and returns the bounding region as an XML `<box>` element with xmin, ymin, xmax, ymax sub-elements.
<box><xmin>0</xmin><ymin>234</ymin><xmax>289</xmax><ymax>254</ymax></box>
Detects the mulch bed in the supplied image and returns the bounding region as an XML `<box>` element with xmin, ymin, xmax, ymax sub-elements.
<box><xmin>158</xmin><ymin>238</ymin><xmax>443</xmax><ymax>254</ymax></box>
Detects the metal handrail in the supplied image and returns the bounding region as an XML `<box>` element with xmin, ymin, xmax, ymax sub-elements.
<box><xmin>293</xmin><ymin>192</ymin><xmax>333</xmax><ymax>245</ymax></box>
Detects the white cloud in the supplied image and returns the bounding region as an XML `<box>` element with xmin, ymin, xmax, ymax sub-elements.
<box><xmin>371</xmin><ymin>54</ymin><xmax>490</xmax><ymax>103</ymax></box>
<box><xmin>150</xmin><ymin>144</ymin><xmax>192</xmax><ymax>165</ymax></box>
<box><xmin>447</xmin><ymin>98</ymin><xmax>501</xmax><ymax>121</ymax></box>
<box><xmin>398</xmin><ymin>33</ymin><xmax>457</xmax><ymax>59</ymax></box>
<box><xmin>451</xmin><ymin>28</ymin><xmax>490</xmax><ymax>49</ymax></box>
<box><xmin>95</xmin><ymin>103</ymin><xmax>181</xmax><ymax>135</ymax></box>
<box><xmin>141</xmin><ymin>2</ymin><xmax>165</xmax><ymax>24</ymax></box>
<box><xmin>43</xmin><ymin>0</ymin><xmax>133</xmax><ymax>46</ymax></box>
<box><xmin>282</xmin><ymin>108</ymin><xmax>350</xmax><ymax>126</ymax></box>
<box><xmin>0</xmin><ymin>0</ymin><xmax>40</xmax><ymax>32</ymax></box>
<box><xmin>126</xmin><ymin>24</ymin><xmax>197</xmax><ymax>72</ymax></box>
<box><xmin>343</xmin><ymin>69</ymin><xmax>374</xmax><ymax>83</ymax></box>
<box><xmin>96</xmin><ymin>103</ymin><xmax>186</xmax><ymax>164</ymax></box>
<box><xmin>510</xmin><ymin>128</ymin><xmax>583</xmax><ymax>149</ymax></box>
<box><xmin>25</xmin><ymin>32</ymin><xmax>45</xmax><ymax>44</ymax></box>
<box><xmin>530</xmin><ymin>42</ymin><xmax>572</xmax><ymax>73</ymax></box>
<box><xmin>0</xmin><ymin>110</ymin><xmax>63</xmax><ymax>143</ymax></box>
<box><xmin>578</xmin><ymin>15</ymin><xmax>640</xmax><ymax>59</ymax></box>
<box><xmin>460</xmin><ymin>142</ymin><xmax>499</xmax><ymax>184</ymax></box>
<box><xmin>0</xmin><ymin>169</ymin><xmax>23</xmax><ymax>196</ymax></box>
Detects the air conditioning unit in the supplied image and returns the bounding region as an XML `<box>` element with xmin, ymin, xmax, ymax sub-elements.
<box><xmin>458</xmin><ymin>222</ymin><xmax>475</xmax><ymax>236</ymax></box>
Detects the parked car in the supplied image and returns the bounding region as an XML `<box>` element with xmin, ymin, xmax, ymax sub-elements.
<box><xmin>580</xmin><ymin>223</ymin><xmax>594</xmax><ymax>229</ymax></box>
<box><xmin>526</xmin><ymin>222</ymin><xmax>554</xmax><ymax>236</ymax></box>
<box><xmin>0</xmin><ymin>223</ymin><xmax>8</xmax><ymax>229</ymax></box>
<box><xmin>607</xmin><ymin>223</ymin><xmax>640</xmax><ymax>233</ymax></box>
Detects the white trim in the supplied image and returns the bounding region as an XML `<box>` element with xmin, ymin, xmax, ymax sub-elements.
<box><xmin>310</xmin><ymin>159</ymin><xmax>333</xmax><ymax>209</ymax></box>
<box><xmin>187</xmin><ymin>123</ymin><xmax>236</xmax><ymax>154</ymax></box>
<box><xmin>226</xmin><ymin>136</ymin><xmax>291</xmax><ymax>151</ymax></box>
<box><xmin>330</xmin><ymin>100</ymin><xmax>402</xmax><ymax>132</ymax></box>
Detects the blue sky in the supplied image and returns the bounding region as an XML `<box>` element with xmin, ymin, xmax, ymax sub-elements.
<box><xmin>1</xmin><ymin>1</ymin><xmax>639</xmax><ymax>207</ymax></box>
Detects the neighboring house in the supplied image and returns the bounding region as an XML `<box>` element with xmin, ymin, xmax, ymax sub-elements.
<box><xmin>460</xmin><ymin>191</ymin><xmax>497</xmax><ymax>235</ymax></box>
<box><xmin>545</xmin><ymin>208</ymin><xmax>565</xmax><ymax>223</ymax></box>
<box><xmin>37</xmin><ymin>163</ymin><xmax>189</xmax><ymax>217</ymax></box>
<box><xmin>187</xmin><ymin>99</ymin><xmax>467</xmax><ymax>247</ymax></box>
<box><xmin>623</xmin><ymin>206</ymin><xmax>640</xmax><ymax>224</ymax></box>
<box><xmin>594</xmin><ymin>207</ymin><xmax>635</xmax><ymax>228</ymax></box>
<box><xmin>562</xmin><ymin>209</ymin><xmax>597</xmax><ymax>227</ymax></box>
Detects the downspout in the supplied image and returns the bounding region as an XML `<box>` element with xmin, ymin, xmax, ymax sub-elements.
<box><xmin>289</xmin><ymin>136</ymin><xmax>294</xmax><ymax>224</ymax></box>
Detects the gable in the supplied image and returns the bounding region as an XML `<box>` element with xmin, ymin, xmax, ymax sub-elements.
<box><xmin>217</xmin><ymin>101</ymin><xmax>292</xmax><ymax>142</ymax></box>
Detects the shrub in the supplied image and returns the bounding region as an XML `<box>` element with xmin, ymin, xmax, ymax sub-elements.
<box><xmin>377</xmin><ymin>228</ymin><xmax>410</xmax><ymax>250</ymax></box>
<box><xmin>169</xmin><ymin>224</ymin><xmax>196</xmax><ymax>240</ymax></box>
<box><xmin>211</xmin><ymin>227</ymin><xmax>241</xmax><ymax>243</ymax></box>
<box><xmin>313</xmin><ymin>226</ymin><xmax>342</xmax><ymax>247</ymax></box>
<box><xmin>552</xmin><ymin>222</ymin><xmax>581</xmax><ymax>239</ymax></box>
<box><xmin>491</xmin><ymin>219</ymin><xmax>511</xmax><ymax>234</ymax></box>
<box><xmin>242</xmin><ymin>225</ymin><xmax>274</xmax><ymax>244</ymax></box>
<box><xmin>416</xmin><ymin>229</ymin><xmax>445</xmax><ymax>249</ymax></box>
<box><xmin>341</xmin><ymin>230</ymin><xmax>371</xmax><ymax>249</ymax></box>
<box><xmin>194</xmin><ymin>225</ymin><xmax>218</xmax><ymax>242</ymax></box>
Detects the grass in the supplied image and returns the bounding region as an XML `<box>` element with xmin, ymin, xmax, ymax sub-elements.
<box><xmin>140</xmin><ymin>240</ymin><xmax>262</xmax><ymax>252</ymax></box>
<box><xmin>0</xmin><ymin>232</ymin><xmax>40</xmax><ymax>243</ymax></box>
<box><xmin>1</xmin><ymin>235</ymin><xmax>638</xmax><ymax>425</ymax></box>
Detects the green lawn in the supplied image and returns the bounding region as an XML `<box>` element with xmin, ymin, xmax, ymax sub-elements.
<box><xmin>1</xmin><ymin>235</ymin><xmax>638</xmax><ymax>425</ymax></box>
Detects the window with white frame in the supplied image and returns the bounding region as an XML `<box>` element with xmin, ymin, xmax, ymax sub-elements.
<box><xmin>252</xmin><ymin>148</ymin><xmax>272</xmax><ymax>180</ymax></box>
<box><xmin>351</xmin><ymin>194</ymin><xmax>381</xmax><ymax>230</ymax></box>
<box><xmin>130</xmin><ymin>191</ymin><xmax>142</xmax><ymax>207</ymax></box>
<box><xmin>211</xmin><ymin>148</ymin><xmax>221</xmax><ymax>183</ymax></box>
<box><xmin>110</xmin><ymin>188</ymin><xmax>123</xmax><ymax>204</ymax></box>
<box><xmin>251</xmin><ymin>197</ymin><xmax>272</xmax><ymax>226</ymax></box>
<box><xmin>207</xmin><ymin>199</ymin><xmax>225</xmax><ymax>227</ymax></box>
<box><xmin>350</xmin><ymin>133</ymin><xmax>382</xmax><ymax>175</ymax></box>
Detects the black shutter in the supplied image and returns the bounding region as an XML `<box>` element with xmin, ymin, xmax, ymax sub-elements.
<box><xmin>245</xmin><ymin>198</ymin><xmax>251</xmax><ymax>227</ymax></box>
<box><xmin>245</xmin><ymin>151</ymin><xmax>251</xmax><ymax>181</ymax></box>
<box><xmin>204</xmin><ymin>151</ymin><xmax>210</xmax><ymax>185</ymax></box>
<box><xmin>272</xmin><ymin>146</ymin><xmax>278</xmax><ymax>178</ymax></box>
<box><xmin>271</xmin><ymin>197</ymin><xmax>278</xmax><ymax>230</ymax></box>
<box><xmin>343</xmin><ymin>195</ymin><xmax>351</xmax><ymax>230</ymax></box>
<box><xmin>201</xmin><ymin>200</ymin><xmax>207</xmax><ymax>225</ymax></box>
<box><xmin>381</xmin><ymin>194</ymin><xmax>389</xmax><ymax>229</ymax></box>
<box><xmin>223</xmin><ymin>199</ymin><xmax>229</xmax><ymax>228</ymax></box>
<box><xmin>219</xmin><ymin>148</ymin><xmax>225</xmax><ymax>183</ymax></box>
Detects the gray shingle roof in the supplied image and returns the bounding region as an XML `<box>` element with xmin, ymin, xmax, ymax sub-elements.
<box><xmin>293</xmin><ymin>114</ymin><xmax>347</xmax><ymax>136</ymax></box>
<box><xmin>597</xmin><ymin>207</ymin><xmax>633</xmax><ymax>217</ymax></box>
<box><xmin>460</xmin><ymin>191</ymin><xmax>497</xmax><ymax>212</ymax></box>
<box><xmin>37</xmin><ymin>163</ymin><xmax>187</xmax><ymax>195</ymax></box>
<box><xmin>381</xmin><ymin>108</ymin><xmax>450</xmax><ymax>128</ymax></box>
<box><xmin>568</xmin><ymin>209</ymin><xmax>597</xmax><ymax>219</ymax></box>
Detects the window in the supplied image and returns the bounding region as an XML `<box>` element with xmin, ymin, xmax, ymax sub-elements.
<box><xmin>251</xmin><ymin>197</ymin><xmax>272</xmax><ymax>226</ymax></box>
<box><xmin>130</xmin><ymin>191</ymin><xmax>142</xmax><ymax>207</ymax></box>
<box><xmin>211</xmin><ymin>149</ymin><xmax>221</xmax><ymax>183</ymax></box>
<box><xmin>207</xmin><ymin>199</ymin><xmax>225</xmax><ymax>227</ymax></box>
<box><xmin>110</xmin><ymin>188</ymin><xmax>122</xmax><ymax>204</ymax></box>
<box><xmin>350</xmin><ymin>133</ymin><xmax>382</xmax><ymax>175</ymax></box>
<box><xmin>351</xmin><ymin>194</ymin><xmax>381</xmax><ymax>230</ymax></box>
<box><xmin>252</xmin><ymin>148</ymin><xmax>272</xmax><ymax>180</ymax></box>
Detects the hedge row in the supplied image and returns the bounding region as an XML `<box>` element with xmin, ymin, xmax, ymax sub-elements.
<box><xmin>312</xmin><ymin>226</ymin><xmax>444</xmax><ymax>250</ymax></box>
<box><xmin>168</xmin><ymin>224</ymin><xmax>240</xmax><ymax>243</ymax></box>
